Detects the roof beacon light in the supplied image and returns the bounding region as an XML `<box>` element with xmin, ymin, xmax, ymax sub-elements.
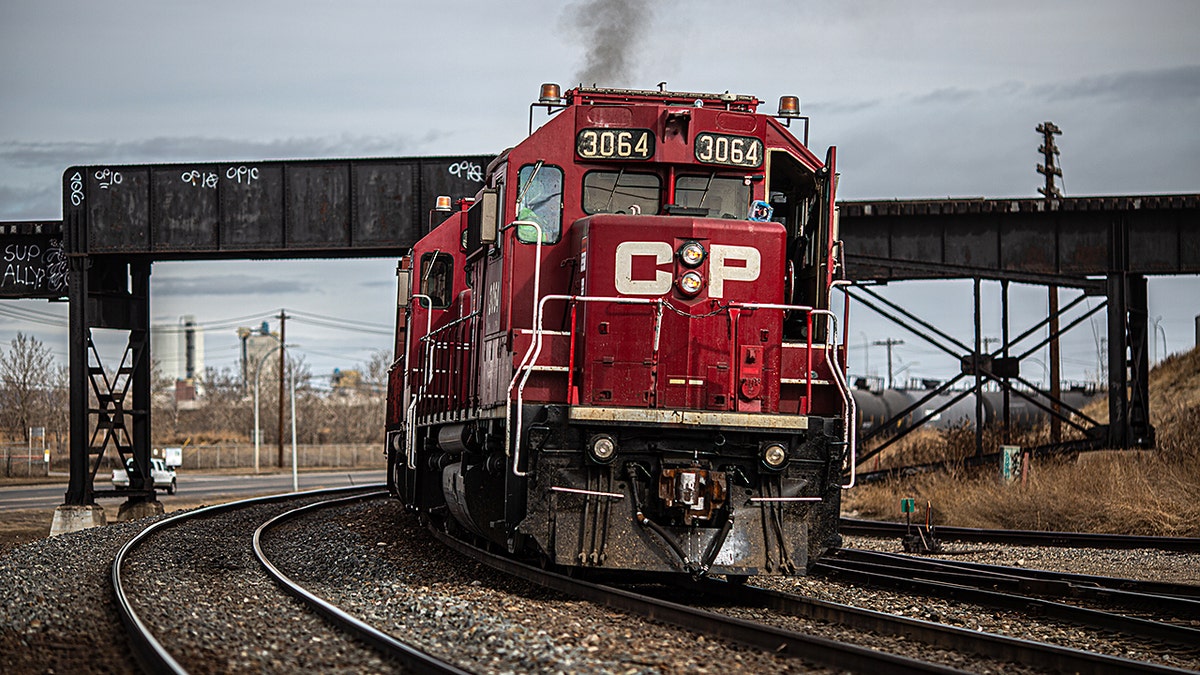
<box><xmin>539</xmin><ymin>83</ymin><xmax>564</xmax><ymax>105</ymax></box>
<box><xmin>777</xmin><ymin>96</ymin><xmax>801</xmax><ymax>118</ymax></box>
<box><xmin>435</xmin><ymin>196</ymin><xmax>453</xmax><ymax>213</ymax></box>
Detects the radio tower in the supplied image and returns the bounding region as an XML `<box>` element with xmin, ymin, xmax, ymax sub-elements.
<box><xmin>1037</xmin><ymin>122</ymin><xmax>1063</xmax><ymax>443</ymax></box>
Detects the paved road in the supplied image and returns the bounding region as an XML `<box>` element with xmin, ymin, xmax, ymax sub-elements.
<box><xmin>0</xmin><ymin>469</ymin><xmax>387</xmax><ymax>512</ymax></box>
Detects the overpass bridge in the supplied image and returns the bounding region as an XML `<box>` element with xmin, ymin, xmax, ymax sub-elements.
<box><xmin>2</xmin><ymin>173</ymin><xmax>1197</xmax><ymax>520</ymax></box>
<box><xmin>838</xmin><ymin>193</ymin><xmax>1200</xmax><ymax>465</ymax></box>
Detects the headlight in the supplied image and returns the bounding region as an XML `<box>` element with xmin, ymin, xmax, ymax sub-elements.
<box><xmin>677</xmin><ymin>271</ymin><xmax>704</xmax><ymax>296</ymax></box>
<box><xmin>587</xmin><ymin>434</ymin><xmax>617</xmax><ymax>464</ymax></box>
<box><xmin>677</xmin><ymin>241</ymin><xmax>706</xmax><ymax>267</ymax></box>
<box><xmin>760</xmin><ymin>442</ymin><xmax>788</xmax><ymax>470</ymax></box>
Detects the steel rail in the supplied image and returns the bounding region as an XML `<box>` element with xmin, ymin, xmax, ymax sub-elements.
<box><xmin>829</xmin><ymin>549</ymin><xmax>1200</xmax><ymax>621</ymax></box>
<box><xmin>814</xmin><ymin>558</ymin><xmax>1200</xmax><ymax>649</ymax></box>
<box><xmin>252</xmin><ymin>491</ymin><xmax>472</xmax><ymax>675</ymax></box>
<box><xmin>111</xmin><ymin>484</ymin><xmax>384</xmax><ymax>675</ymax></box>
<box><xmin>838</xmin><ymin>548</ymin><xmax>1200</xmax><ymax>604</ymax></box>
<box><xmin>898</xmin><ymin>551</ymin><xmax>1200</xmax><ymax>599</ymax></box>
<box><xmin>428</xmin><ymin>528</ymin><xmax>969</xmax><ymax>675</ymax></box>
<box><xmin>671</xmin><ymin>577</ymin><xmax>1193</xmax><ymax>675</ymax></box>
<box><xmin>839</xmin><ymin>517</ymin><xmax>1200</xmax><ymax>552</ymax></box>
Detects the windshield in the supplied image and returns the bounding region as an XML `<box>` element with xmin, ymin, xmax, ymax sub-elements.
<box><xmin>674</xmin><ymin>175</ymin><xmax>751</xmax><ymax>219</ymax></box>
<box><xmin>582</xmin><ymin>171</ymin><xmax>661</xmax><ymax>215</ymax></box>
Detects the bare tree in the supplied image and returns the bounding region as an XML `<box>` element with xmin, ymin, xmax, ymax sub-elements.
<box><xmin>46</xmin><ymin>364</ymin><xmax>68</xmax><ymax>453</ymax></box>
<box><xmin>0</xmin><ymin>333</ymin><xmax>56</xmax><ymax>442</ymax></box>
<box><xmin>363</xmin><ymin>348</ymin><xmax>391</xmax><ymax>395</ymax></box>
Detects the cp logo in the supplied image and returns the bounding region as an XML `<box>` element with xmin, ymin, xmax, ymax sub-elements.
<box><xmin>613</xmin><ymin>241</ymin><xmax>761</xmax><ymax>298</ymax></box>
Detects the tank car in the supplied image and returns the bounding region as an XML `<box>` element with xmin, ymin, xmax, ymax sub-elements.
<box><xmin>853</xmin><ymin>385</ymin><xmax>1102</xmax><ymax>433</ymax></box>
<box><xmin>386</xmin><ymin>85</ymin><xmax>854</xmax><ymax>577</ymax></box>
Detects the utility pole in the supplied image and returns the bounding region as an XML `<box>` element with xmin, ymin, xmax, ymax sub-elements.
<box><xmin>873</xmin><ymin>338</ymin><xmax>904</xmax><ymax>389</ymax></box>
<box><xmin>1037</xmin><ymin>122</ymin><xmax>1063</xmax><ymax>444</ymax></box>
<box><xmin>278</xmin><ymin>309</ymin><xmax>287</xmax><ymax>468</ymax></box>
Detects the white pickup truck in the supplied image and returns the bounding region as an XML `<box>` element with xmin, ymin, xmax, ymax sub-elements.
<box><xmin>112</xmin><ymin>457</ymin><xmax>177</xmax><ymax>494</ymax></box>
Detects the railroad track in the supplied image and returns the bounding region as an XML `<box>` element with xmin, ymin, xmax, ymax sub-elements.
<box><xmin>832</xmin><ymin>548</ymin><xmax>1200</xmax><ymax>611</ymax></box>
<box><xmin>110</xmin><ymin>489</ymin><xmax>1199</xmax><ymax>673</ymax></box>
<box><xmin>251</xmin><ymin>490</ymin><xmax>469</xmax><ymax>674</ymax></box>
<box><xmin>434</xmin><ymin>526</ymin><xmax>1200</xmax><ymax>673</ymax></box>
<box><xmin>839</xmin><ymin>517</ymin><xmax>1200</xmax><ymax>552</ymax></box>
<box><xmin>111</xmin><ymin>484</ymin><xmax>458</xmax><ymax>674</ymax></box>
<box><xmin>428</xmin><ymin>526</ymin><xmax>974</xmax><ymax>674</ymax></box>
<box><xmin>815</xmin><ymin>548</ymin><xmax>1200</xmax><ymax>649</ymax></box>
<box><xmin>667</xmin><ymin>576</ymin><xmax>1194</xmax><ymax>675</ymax></box>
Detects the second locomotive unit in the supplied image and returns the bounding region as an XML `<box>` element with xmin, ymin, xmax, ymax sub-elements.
<box><xmin>387</xmin><ymin>85</ymin><xmax>854</xmax><ymax>577</ymax></box>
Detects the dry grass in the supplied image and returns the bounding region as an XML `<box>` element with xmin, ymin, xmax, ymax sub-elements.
<box><xmin>845</xmin><ymin>347</ymin><xmax>1200</xmax><ymax>536</ymax></box>
<box><xmin>861</xmin><ymin>424</ymin><xmax>1060</xmax><ymax>472</ymax></box>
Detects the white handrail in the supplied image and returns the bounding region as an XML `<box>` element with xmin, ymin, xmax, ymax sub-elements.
<box><xmin>508</xmin><ymin>293</ymin><xmax>660</xmax><ymax>477</ymax></box>
<box><xmin>503</xmin><ymin>219</ymin><xmax>543</xmax><ymax>477</ymax></box>
<box><xmin>405</xmin><ymin>294</ymin><xmax>434</xmax><ymax>470</ymax></box>
<box><xmin>508</xmin><ymin>294</ymin><xmax>856</xmax><ymax>483</ymax></box>
<box><xmin>829</xmin><ymin>279</ymin><xmax>857</xmax><ymax>488</ymax></box>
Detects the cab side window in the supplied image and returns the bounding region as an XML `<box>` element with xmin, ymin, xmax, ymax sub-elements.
<box><xmin>516</xmin><ymin>164</ymin><xmax>563</xmax><ymax>244</ymax></box>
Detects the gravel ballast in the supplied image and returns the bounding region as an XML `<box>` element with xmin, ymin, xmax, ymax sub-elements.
<box><xmin>3</xmin><ymin>494</ymin><xmax>1199</xmax><ymax>673</ymax></box>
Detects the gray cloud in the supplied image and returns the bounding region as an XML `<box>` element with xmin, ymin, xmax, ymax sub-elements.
<box><xmin>152</xmin><ymin>274</ymin><xmax>319</xmax><ymax>297</ymax></box>
<box><xmin>1034</xmin><ymin>65</ymin><xmax>1200</xmax><ymax>102</ymax></box>
<box><xmin>823</xmin><ymin>65</ymin><xmax>1200</xmax><ymax>120</ymax></box>
<box><xmin>0</xmin><ymin>183</ymin><xmax>61</xmax><ymax>220</ymax></box>
<box><xmin>911</xmin><ymin>86</ymin><xmax>986</xmax><ymax>106</ymax></box>
<box><xmin>809</xmin><ymin>98</ymin><xmax>885</xmax><ymax>116</ymax></box>
<box><xmin>359</xmin><ymin>279</ymin><xmax>396</xmax><ymax>289</ymax></box>
<box><xmin>0</xmin><ymin>134</ymin><xmax>432</xmax><ymax>170</ymax></box>
<box><xmin>899</xmin><ymin>66</ymin><xmax>1200</xmax><ymax>109</ymax></box>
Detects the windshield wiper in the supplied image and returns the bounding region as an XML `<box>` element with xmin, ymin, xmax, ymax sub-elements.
<box><xmin>603</xmin><ymin>168</ymin><xmax>626</xmax><ymax>213</ymax></box>
<box><xmin>697</xmin><ymin>172</ymin><xmax>716</xmax><ymax>210</ymax></box>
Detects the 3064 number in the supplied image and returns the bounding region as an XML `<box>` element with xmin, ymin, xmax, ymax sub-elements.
<box><xmin>576</xmin><ymin>128</ymin><xmax>654</xmax><ymax>160</ymax></box>
<box><xmin>694</xmin><ymin>133</ymin><xmax>762</xmax><ymax>168</ymax></box>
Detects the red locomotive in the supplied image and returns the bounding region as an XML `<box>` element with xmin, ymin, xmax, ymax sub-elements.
<box><xmin>386</xmin><ymin>84</ymin><xmax>854</xmax><ymax>577</ymax></box>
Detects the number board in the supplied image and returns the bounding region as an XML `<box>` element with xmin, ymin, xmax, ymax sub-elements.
<box><xmin>576</xmin><ymin>128</ymin><xmax>655</xmax><ymax>161</ymax></box>
<box><xmin>694</xmin><ymin>132</ymin><xmax>763</xmax><ymax>168</ymax></box>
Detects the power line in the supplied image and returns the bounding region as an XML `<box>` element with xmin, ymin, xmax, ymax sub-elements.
<box><xmin>298</xmin><ymin>346</ymin><xmax>388</xmax><ymax>363</ymax></box>
<box><xmin>152</xmin><ymin>312</ymin><xmax>278</xmax><ymax>333</ymax></box>
<box><xmin>150</xmin><ymin>310</ymin><xmax>393</xmax><ymax>336</ymax></box>
<box><xmin>287</xmin><ymin>315</ymin><xmax>392</xmax><ymax>336</ymax></box>
<box><xmin>0</xmin><ymin>306</ymin><xmax>68</xmax><ymax>328</ymax></box>
<box><xmin>0</xmin><ymin>302</ymin><xmax>67</xmax><ymax>321</ymax></box>
<box><xmin>287</xmin><ymin>309</ymin><xmax>393</xmax><ymax>331</ymax></box>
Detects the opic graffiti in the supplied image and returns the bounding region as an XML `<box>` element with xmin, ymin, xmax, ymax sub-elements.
<box><xmin>449</xmin><ymin>160</ymin><xmax>484</xmax><ymax>182</ymax></box>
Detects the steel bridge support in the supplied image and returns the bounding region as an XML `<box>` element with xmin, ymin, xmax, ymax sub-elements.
<box><xmin>54</xmin><ymin>257</ymin><xmax>159</xmax><ymax>534</ymax></box>
<box><xmin>847</xmin><ymin>265</ymin><xmax>1153</xmax><ymax>479</ymax></box>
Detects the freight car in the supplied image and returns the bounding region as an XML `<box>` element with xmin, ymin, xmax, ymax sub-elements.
<box><xmin>386</xmin><ymin>85</ymin><xmax>853</xmax><ymax>578</ymax></box>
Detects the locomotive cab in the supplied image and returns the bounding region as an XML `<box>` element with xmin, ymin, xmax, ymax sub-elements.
<box><xmin>388</xmin><ymin>85</ymin><xmax>853</xmax><ymax>577</ymax></box>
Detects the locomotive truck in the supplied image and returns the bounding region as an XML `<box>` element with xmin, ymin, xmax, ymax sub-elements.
<box><xmin>386</xmin><ymin>84</ymin><xmax>854</xmax><ymax>577</ymax></box>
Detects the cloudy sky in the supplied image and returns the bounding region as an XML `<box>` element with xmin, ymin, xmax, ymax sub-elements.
<box><xmin>1</xmin><ymin>0</ymin><xmax>1198</xmax><ymax>386</ymax></box>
